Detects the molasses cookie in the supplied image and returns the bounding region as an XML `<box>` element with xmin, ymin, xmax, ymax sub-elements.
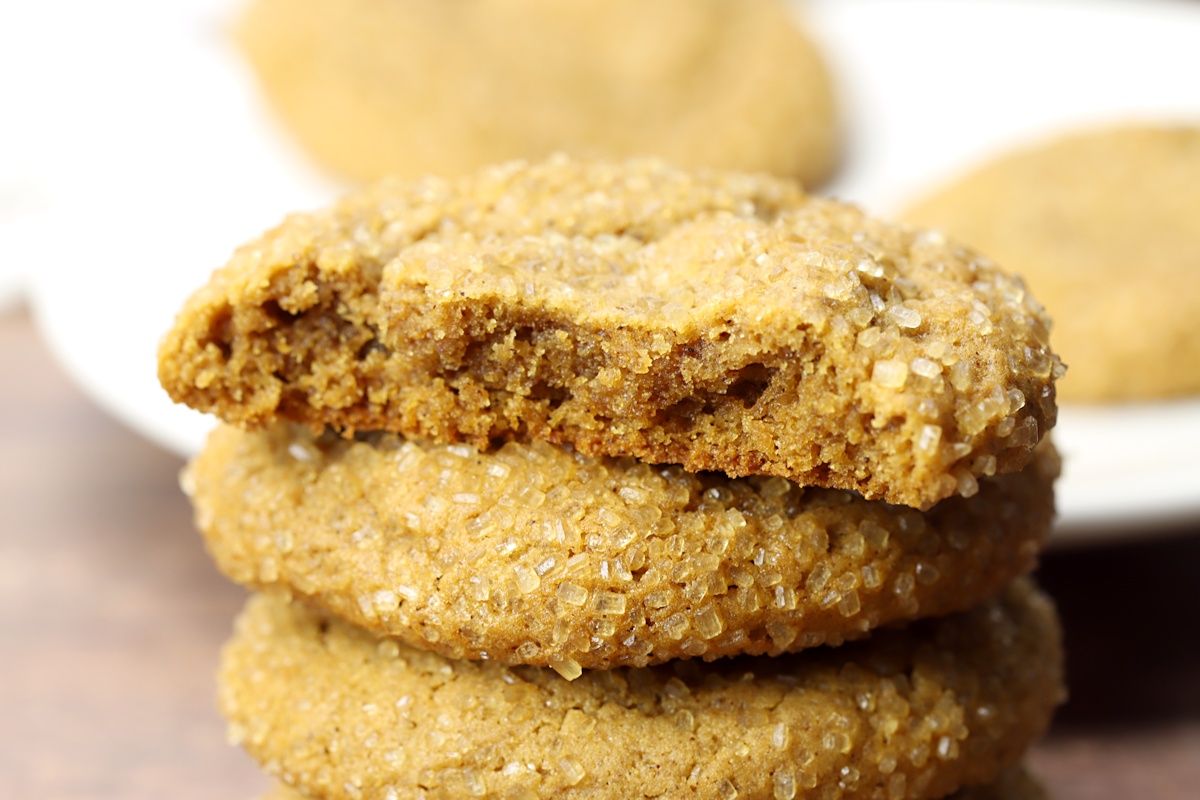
<box><xmin>159</xmin><ymin>157</ymin><xmax>1060</xmax><ymax>509</ymax></box>
<box><xmin>237</xmin><ymin>0</ymin><xmax>839</xmax><ymax>186</ymax></box>
<box><xmin>188</xmin><ymin>422</ymin><xmax>1058</xmax><ymax>671</ymax></box>
<box><xmin>221</xmin><ymin>579</ymin><xmax>1063</xmax><ymax>800</ymax></box>
<box><xmin>903</xmin><ymin>124</ymin><xmax>1200</xmax><ymax>401</ymax></box>
<box><xmin>261</xmin><ymin>765</ymin><xmax>1049</xmax><ymax>800</ymax></box>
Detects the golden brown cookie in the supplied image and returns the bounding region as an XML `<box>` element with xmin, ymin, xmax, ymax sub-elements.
<box><xmin>222</xmin><ymin>579</ymin><xmax>1063</xmax><ymax>800</ymax></box>
<box><xmin>188</xmin><ymin>422</ymin><xmax>1058</xmax><ymax>671</ymax></box>
<box><xmin>159</xmin><ymin>157</ymin><xmax>1060</xmax><ymax>509</ymax></box>
<box><xmin>260</xmin><ymin>765</ymin><xmax>1049</xmax><ymax>800</ymax></box>
<box><xmin>237</xmin><ymin>0</ymin><xmax>839</xmax><ymax>187</ymax></box>
<box><xmin>903</xmin><ymin>124</ymin><xmax>1200</xmax><ymax>402</ymax></box>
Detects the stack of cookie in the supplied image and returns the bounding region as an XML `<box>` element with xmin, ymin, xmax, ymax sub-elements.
<box><xmin>159</xmin><ymin>157</ymin><xmax>1066</xmax><ymax>800</ymax></box>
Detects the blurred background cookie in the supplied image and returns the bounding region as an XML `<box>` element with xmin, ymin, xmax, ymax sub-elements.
<box><xmin>903</xmin><ymin>124</ymin><xmax>1200</xmax><ymax>402</ymax></box>
<box><xmin>235</xmin><ymin>0</ymin><xmax>839</xmax><ymax>185</ymax></box>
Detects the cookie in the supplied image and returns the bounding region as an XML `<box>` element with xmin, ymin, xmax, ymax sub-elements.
<box><xmin>903</xmin><ymin>124</ymin><xmax>1200</xmax><ymax>401</ymax></box>
<box><xmin>236</xmin><ymin>0</ymin><xmax>839</xmax><ymax>187</ymax></box>
<box><xmin>221</xmin><ymin>579</ymin><xmax>1063</xmax><ymax>800</ymax></box>
<box><xmin>159</xmin><ymin>157</ymin><xmax>1060</xmax><ymax>509</ymax></box>
<box><xmin>188</xmin><ymin>422</ymin><xmax>1058</xmax><ymax>671</ymax></box>
<box><xmin>260</xmin><ymin>765</ymin><xmax>1049</xmax><ymax>800</ymax></box>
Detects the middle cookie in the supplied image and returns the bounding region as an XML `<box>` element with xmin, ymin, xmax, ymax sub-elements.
<box><xmin>187</xmin><ymin>423</ymin><xmax>1058</xmax><ymax>673</ymax></box>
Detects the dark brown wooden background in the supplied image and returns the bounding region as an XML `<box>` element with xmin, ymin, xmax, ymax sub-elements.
<box><xmin>2</xmin><ymin>307</ymin><xmax>1198</xmax><ymax>799</ymax></box>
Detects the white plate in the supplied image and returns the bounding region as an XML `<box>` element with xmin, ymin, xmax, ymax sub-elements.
<box><xmin>27</xmin><ymin>0</ymin><xmax>1200</xmax><ymax>543</ymax></box>
<box><xmin>26</xmin><ymin>0</ymin><xmax>343</xmax><ymax>455</ymax></box>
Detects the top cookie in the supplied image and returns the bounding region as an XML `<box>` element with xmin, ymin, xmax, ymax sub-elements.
<box><xmin>903</xmin><ymin>124</ymin><xmax>1200</xmax><ymax>402</ymax></box>
<box><xmin>237</xmin><ymin>0</ymin><xmax>839</xmax><ymax>186</ymax></box>
<box><xmin>158</xmin><ymin>157</ymin><xmax>1059</xmax><ymax>509</ymax></box>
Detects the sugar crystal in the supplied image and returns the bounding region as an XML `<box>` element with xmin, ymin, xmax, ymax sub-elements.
<box><xmin>595</xmin><ymin>592</ymin><xmax>627</xmax><ymax>615</ymax></box>
<box><xmin>773</xmin><ymin>771</ymin><xmax>797</xmax><ymax>800</ymax></box>
<box><xmin>871</xmin><ymin>359</ymin><xmax>908</xmax><ymax>389</ymax></box>
<box><xmin>556</xmin><ymin>582</ymin><xmax>588</xmax><ymax>606</ymax></box>
<box><xmin>513</xmin><ymin>564</ymin><xmax>540</xmax><ymax>593</ymax></box>
<box><xmin>772</xmin><ymin>723</ymin><xmax>789</xmax><ymax>749</ymax></box>
<box><xmin>549</xmin><ymin>657</ymin><xmax>582</xmax><ymax>681</ymax></box>
<box><xmin>558</xmin><ymin>758</ymin><xmax>586</xmax><ymax>786</ymax></box>
<box><xmin>887</xmin><ymin>305</ymin><xmax>922</xmax><ymax>329</ymax></box>
<box><xmin>694</xmin><ymin>607</ymin><xmax>724</xmax><ymax>639</ymax></box>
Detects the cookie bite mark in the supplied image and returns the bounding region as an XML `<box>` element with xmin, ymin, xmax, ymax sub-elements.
<box><xmin>159</xmin><ymin>210</ymin><xmax>427</xmax><ymax>436</ymax></box>
<box><xmin>159</xmin><ymin>157</ymin><xmax>1060</xmax><ymax>508</ymax></box>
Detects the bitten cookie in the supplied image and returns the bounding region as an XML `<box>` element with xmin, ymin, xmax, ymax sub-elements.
<box><xmin>159</xmin><ymin>157</ymin><xmax>1060</xmax><ymax>509</ymax></box>
<box><xmin>221</xmin><ymin>580</ymin><xmax>1063</xmax><ymax>800</ymax></box>
<box><xmin>188</xmin><ymin>422</ymin><xmax>1058</xmax><ymax>671</ymax></box>
<box><xmin>903</xmin><ymin>124</ymin><xmax>1200</xmax><ymax>401</ymax></box>
<box><xmin>237</xmin><ymin>0</ymin><xmax>839</xmax><ymax>186</ymax></box>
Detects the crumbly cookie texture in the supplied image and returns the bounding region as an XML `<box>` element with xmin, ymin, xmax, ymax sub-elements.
<box><xmin>159</xmin><ymin>157</ymin><xmax>1059</xmax><ymax>509</ymax></box>
<box><xmin>903</xmin><ymin>124</ymin><xmax>1200</xmax><ymax>402</ymax></box>
<box><xmin>221</xmin><ymin>580</ymin><xmax>1063</xmax><ymax>800</ymax></box>
<box><xmin>237</xmin><ymin>0</ymin><xmax>839</xmax><ymax>186</ymax></box>
<box><xmin>189</xmin><ymin>423</ymin><xmax>1058</xmax><ymax>671</ymax></box>
<box><xmin>260</xmin><ymin>765</ymin><xmax>1048</xmax><ymax>800</ymax></box>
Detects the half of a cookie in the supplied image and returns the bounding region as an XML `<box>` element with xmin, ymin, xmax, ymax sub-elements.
<box><xmin>189</xmin><ymin>422</ymin><xmax>1058</xmax><ymax>671</ymax></box>
<box><xmin>221</xmin><ymin>579</ymin><xmax>1063</xmax><ymax>800</ymax></box>
<box><xmin>159</xmin><ymin>157</ymin><xmax>1060</xmax><ymax>509</ymax></box>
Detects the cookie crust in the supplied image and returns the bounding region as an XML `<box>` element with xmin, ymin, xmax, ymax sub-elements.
<box><xmin>189</xmin><ymin>423</ymin><xmax>1058</xmax><ymax>671</ymax></box>
<box><xmin>221</xmin><ymin>580</ymin><xmax>1064</xmax><ymax>800</ymax></box>
<box><xmin>261</xmin><ymin>765</ymin><xmax>1049</xmax><ymax>800</ymax></box>
<box><xmin>159</xmin><ymin>158</ymin><xmax>1059</xmax><ymax>509</ymax></box>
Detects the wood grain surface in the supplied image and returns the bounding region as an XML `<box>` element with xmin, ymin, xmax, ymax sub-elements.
<box><xmin>1</xmin><ymin>306</ymin><xmax>1198</xmax><ymax>800</ymax></box>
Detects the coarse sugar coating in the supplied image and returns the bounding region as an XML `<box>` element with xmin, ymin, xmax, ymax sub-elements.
<box><xmin>220</xmin><ymin>579</ymin><xmax>1064</xmax><ymax>800</ymax></box>
<box><xmin>159</xmin><ymin>157</ymin><xmax>1060</xmax><ymax>509</ymax></box>
<box><xmin>259</xmin><ymin>765</ymin><xmax>1049</xmax><ymax>800</ymax></box>
<box><xmin>237</xmin><ymin>0</ymin><xmax>839</xmax><ymax>186</ymax></box>
<box><xmin>188</xmin><ymin>422</ymin><xmax>1058</xmax><ymax>671</ymax></box>
<box><xmin>903</xmin><ymin>123</ymin><xmax>1200</xmax><ymax>402</ymax></box>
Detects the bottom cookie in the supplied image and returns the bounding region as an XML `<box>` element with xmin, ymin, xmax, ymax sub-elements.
<box><xmin>221</xmin><ymin>580</ymin><xmax>1062</xmax><ymax>800</ymax></box>
<box><xmin>260</xmin><ymin>765</ymin><xmax>1049</xmax><ymax>800</ymax></box>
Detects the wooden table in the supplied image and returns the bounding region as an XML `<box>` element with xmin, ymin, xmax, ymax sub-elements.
<box><xmin>2</xmin><ymin>306</ymin><xmax>1198</xmax><ymax>799</ymax></box>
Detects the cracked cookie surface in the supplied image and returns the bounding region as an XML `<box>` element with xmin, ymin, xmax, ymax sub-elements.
<box><xmin>159</xmin><ymin>157</ymin><xmax>1060</xmax><ymax>509</ymax></box>
<box><xmin>221</xmin><ymin>580</ymin><xmax>1063</xmax><ymax>800</ymax></box>
<box><xmin>189</xmin><ymin>423</ymin><xmax>1057</xmax><ymax>670</ymax></box>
